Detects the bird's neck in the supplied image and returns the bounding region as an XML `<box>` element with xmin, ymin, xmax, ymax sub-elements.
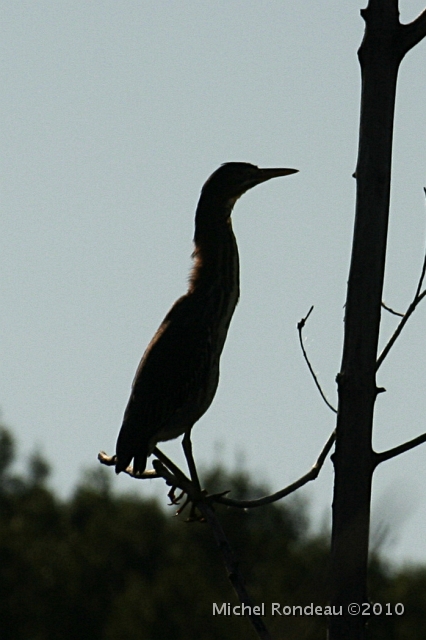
<box><xmin>189</xmin><ymin>198</ymin><xmax>240</xmax><ymax>298</ymax></box>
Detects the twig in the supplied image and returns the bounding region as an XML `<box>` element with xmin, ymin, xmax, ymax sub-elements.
<box><xmin>97</xmin><ymin>447</ymin><xmax>192</xmax><ymax>482</ymax></box>
<box><xmin>297</xmin><ymin>307</ymin><xmax>337</xmax><ymax>414</ymax></box>
<box><xmin>377</xmin><ymin>192</ymin><xmax>426</xmax><ymax>369</ymax></box>
<box><xmin>98</xmin><ymin>429</ymin><xmax>335</xmax><ymax>639</ymax></box>
<box><xmin>97</xmin><ymin>451</ymin><xmax>159</xmax><ymax>478</ymax></box>
<box><xmin>377</xmin><ymin>274</ymin><xmax>426</xmax><ymax>371</ymax></box>
<box><xmin>374</xmin><ymin>431</ymin><xmax>426</xmax><ymax>466</ymax></box>
<box><xmin>99</xmin><ymin>429</ymin><xmax>336</xmax><ymax>511</ymax></box>
<box><xmin>381</xmin><ymin>301</ymin><xmax>404</xmax><ymax>317</ymax></box>
<box><xmin>215</xmin><ymin>430</ymin><xmax>336</xmax><ymax>509</ymax></box>
<box><xmin>150</xmin><ymin>459</ymin><xmax>273</xmax><ymax>640</ymax></box>
<box><xmin>197</xmin><ymin>501</ymin><xmax>273</xmax><ymax>640</ymax></box>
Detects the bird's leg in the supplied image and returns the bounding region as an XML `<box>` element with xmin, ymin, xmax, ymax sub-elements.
<box><xmin>168</xmin><ymin>486</ymin><xmax>185</xmax><ymax>505</ymax></box>
<box><xmin>182</xmin><ymin>430</ymin><xmax>201</xmax><ymax>492</ymax></box>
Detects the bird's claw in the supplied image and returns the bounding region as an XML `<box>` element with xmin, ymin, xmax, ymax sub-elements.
<box><xmin>171</xmin><ymin>487</ymin><xmax>231</xmax><ymax>518</ymax></box>
<box><xmin>184</xmin><ymin>489</ymin><xmax>230</xmax><ymax>521</ymax></box>
<box><xmin>169</xmin><ymin>488</ymin><xmax>209</xmax><ymax>521</ymax></box>
<box><xmin>168</xmin><ymin>486</ymin><xmax>185</xmax><ymax>505</ymax></box>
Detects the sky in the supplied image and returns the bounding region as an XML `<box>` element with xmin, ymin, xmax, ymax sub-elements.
<box><xmin>2</xmin><ymin>1</ymin><xmax>426</xmax><ymax>566</ymax></box>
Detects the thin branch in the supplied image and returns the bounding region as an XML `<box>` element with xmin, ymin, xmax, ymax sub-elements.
<box><xmin>98</xmin><ymin>447</ymin><xmax>192</xmax><ymax>482</ymax></box>
<box><xmin>98</xmin><ymin>447</ymin><xmax>224</xmax><ymax>511</ymax></box>
<box><xmin>297</xmin><ymin>306</ymin><xmax>337</xmax><ymax>414</ymax></box>
<box><xmin>98</xmin><ymin>429</ymin><xmax>335</xmax><ymax>638</ymax></box>
<box><xmin>97</xmin><ymin>451</ymin><xmax>160</xmax><ymax>478</ymax></box>
<box><xmin>99</xmin><ymin>451</ymin><xmax>269</xmax><ymax>635</ymax></box>
<box><xmin>101</xmin><ymin>447</ymin><xmax>273</xmax><ymax>637</ymax></box>
<box><xmin>377</xmin><ymin>205</ymin><xmax>426</xmax><ymax>370</ymax></box>
<box><xmin>99</xmin><ymin>428</ymin><xmax>336</xmax><ymax>511</ymax></box>
<box><xmin>216</xmin><ymin>430</ymin><xmax>336</xmax><ymax>509</ymax></box>
<box><xmin>414</xmin><ymin>214</ymin><xmax>426</xmax><ymax>299</ymax></box>
<box><xmin>400</xmin><ymin>9</ymin><xmax>426</xmax><ymax>55</ymax></box>
<box><xmin>196</xmin><ymin>501</ymin><xmax>273</xmax><ymax>640</ymax></box>
<box><xmin>377</xmin><ymin>282</ymin><xmax>426</xmax><ymax>371</ymax></box>
<box><xmin>150</xmin><ymin>458</ymin><xmax>273</xmax><ymax>640</ymax></box>
<box><xmin>381</xmin><ymin>301</ymin><xmax>404</xmax><ymax>317</ymax></box>
<box><xmin>374</xmin><ymin>431</ymin><xmax>426</xmax><ymax>466</ymax></box>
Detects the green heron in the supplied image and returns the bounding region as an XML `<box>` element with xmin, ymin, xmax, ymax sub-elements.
<box><xmin>115</xmin><ymin>162</ymin><xmax>297</xmax><ymax>477</ymax></box>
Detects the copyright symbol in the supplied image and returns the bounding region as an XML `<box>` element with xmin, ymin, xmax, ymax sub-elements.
<box><xmin>348</xmin><ymin>603</ymin><xmax>360</xmax><ymax>615</ymax></box>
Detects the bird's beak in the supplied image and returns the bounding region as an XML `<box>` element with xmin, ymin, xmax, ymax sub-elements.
<box><xmin>256</xmin><ymin>167</ymin><xmax>299</xmax><ymax>184</ymax></box>
<box><xmin>234</xmin><ymin>167</ymin><xmax>298</xmax><ymax>201</ymax></box>
<box><xmin>228</xmin><ymin>166</ymin><xmax>299</xmax><ymax>205</ymax></box>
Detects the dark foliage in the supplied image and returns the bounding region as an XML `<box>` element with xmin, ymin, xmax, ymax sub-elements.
<box><xmin>0</xmin><ymin>426</ymin><xmax>424</xmax><ymax>639</ymax></box>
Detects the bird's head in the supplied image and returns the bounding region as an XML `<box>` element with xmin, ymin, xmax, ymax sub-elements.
<box><xmin>200</xmin><ymin>162</ymin><xmax>298</xmax><ymax>209</ymax></box>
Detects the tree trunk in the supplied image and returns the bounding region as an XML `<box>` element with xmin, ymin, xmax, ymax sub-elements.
<box><xmin>328</xmin><ymin>1</ymin><xmax>426</xmax><ymax>637</ymax></box>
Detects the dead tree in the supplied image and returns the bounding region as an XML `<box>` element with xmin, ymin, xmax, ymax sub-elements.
<box><xmin>329</xmin><ymin>2</ymin><xmax>426</xmax><ymax>638</ymax></box>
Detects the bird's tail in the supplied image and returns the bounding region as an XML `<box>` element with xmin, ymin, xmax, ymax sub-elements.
<box><xmin>115</xmin><ymin>422</ymin><xmax>149</xmax><ymax>475</ymax></box>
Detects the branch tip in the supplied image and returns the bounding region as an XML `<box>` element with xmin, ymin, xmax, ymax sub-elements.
<box><xmin>297</xmin><ymin>306</ymin><xmax>337</xmax><ymax>414</ymax></box>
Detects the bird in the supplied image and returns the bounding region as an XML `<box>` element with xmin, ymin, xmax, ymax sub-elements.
<box><xmin>115</xmin><ymin>162</ymin><xmax>298</xmax><ymax>477</ymax></box>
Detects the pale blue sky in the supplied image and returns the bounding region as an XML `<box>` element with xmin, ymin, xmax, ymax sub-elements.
<box><xmin>2</xmin><ymin>1</ymin><xmax>426</xmax><ymax>565</ymax></box>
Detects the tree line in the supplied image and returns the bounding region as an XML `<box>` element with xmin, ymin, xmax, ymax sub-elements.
<box><xmin>0</xmin><ymin>425</ymin><xmax>425</xmax><ymax>639</ymax></box>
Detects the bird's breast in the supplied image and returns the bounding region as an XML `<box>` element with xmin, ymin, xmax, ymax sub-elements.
<box><xmin>194</xmin><ymin>223</ymin><xmax>240</xmax><ymax>359</ymax></box>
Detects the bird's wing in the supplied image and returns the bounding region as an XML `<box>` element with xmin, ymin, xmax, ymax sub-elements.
<box><xmin>115</xmin><ymin>294</ymin><xmax>213</xmax><ymax>471</ymax></box>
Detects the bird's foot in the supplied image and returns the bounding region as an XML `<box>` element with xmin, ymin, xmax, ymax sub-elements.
<box><xmin>176</xmin><ymin>489</ymin><xmax>230</xmax><ymax>521</ymax></box>
<box><xmin>167</xmin><ymin>486</ymin><xmax>186</xmax><ymax>505</ymax></box>
<box><xmin>172</xmin><ymin>488</ymin><xmax>208</xmax><ymax>521</ymax></box>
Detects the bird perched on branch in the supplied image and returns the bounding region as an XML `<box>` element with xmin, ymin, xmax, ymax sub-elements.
<box><xmin>115</xmin><ymin>162</ymin><xmax>297</xmax><ymax>477</ymax></box>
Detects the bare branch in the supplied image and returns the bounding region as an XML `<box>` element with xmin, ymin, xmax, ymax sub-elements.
<box><xmin>98</xmin><ymin>451</ymin><xmax>116</xmax><ymax>466</ymax></box>
<box><xmin>414</xmin><ymin>208</ymin><xmax>426</xmax><ymax>299</ymax></box>
<box><xmin>99</xmin><ymin>427</ymin><xmax>336</xmax><ymax>511</ymax></box>
<box><xmin>297</xmin><ymin>307</ymin><xmax>337</xmax><ymax>414</ymax></box>
<box><xmin>381</xmin><ymin>301</ymin><xmax>404</xmax><ymax>317</ymax></box>
<box><xmin>400</xmin><ymin>9</ymin><xmax>426</xmax><ymax>54</ymax></box>
<box><xmin>216</xmin><ymin>430</ymin><xmax>335</xmax><ymax>509</ymax></box>
<box><xmin>374</xmin><ymin>431</ymin><xmax>426</xmax><ymax>466</ymax></box>
<box><xmin>98</xmin><ymin>447</ymin><xmax>193</xmax><ymax>482</ymax></box>
<box><xmin>98</xmin><ymin>451</ymin><xmax>160</xmax><ymax>478</ymax></box>
<box><xmin>140</xmin><ymin>456</ymin><xmax>273</xmax><ymax>640</ymax></box>
<box><xmin>196</xmin><ymin>500</ymin><xmax>273</xmax><ymax>640</ymax></box>
<box><xmin>377</xmin><ymin>282</ymin><xmax>426</xmax><ymax>371</ymax></box>
<box><xmin>98</xmin><ymin>428</ymin><xmax>334</xmax><ymax>639</ymax></box>
<box><xmin>377</xmin><ymin>198</ymin><xmax>426</xmax><ymax>370</ymax></box>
